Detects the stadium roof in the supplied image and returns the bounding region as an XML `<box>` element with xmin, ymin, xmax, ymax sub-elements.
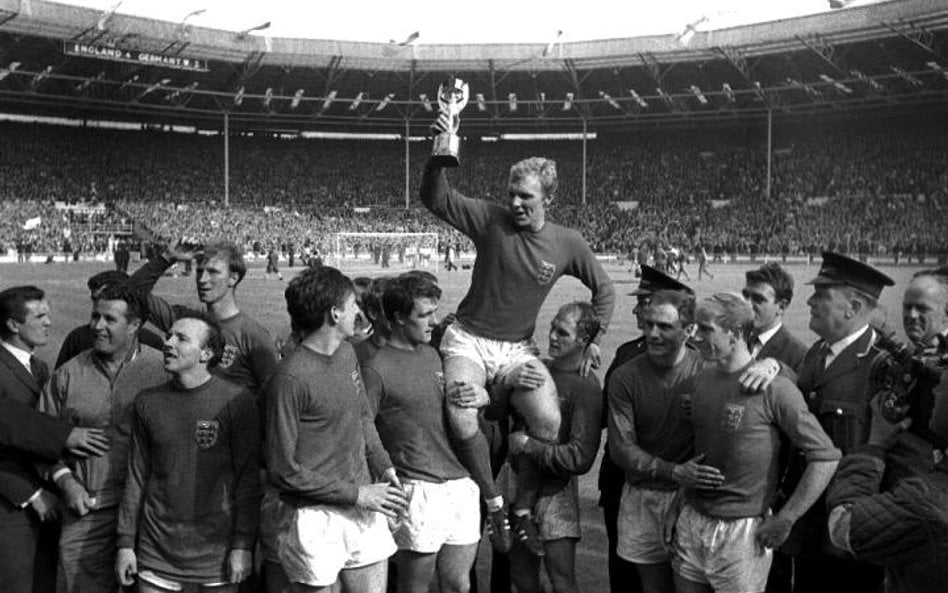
<box><xmin>0</xmin><ymin>0</ymin><xmax>947</xmax><ymax>133</ymax></box>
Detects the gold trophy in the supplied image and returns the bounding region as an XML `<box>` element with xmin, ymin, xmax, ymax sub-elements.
<box><xmin>431</xmin><ymin>78</ymin><xmax>469</xmax><ymax>167</ymax></box>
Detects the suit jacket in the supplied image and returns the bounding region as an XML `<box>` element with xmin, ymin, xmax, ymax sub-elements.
<box><xmin>758</xmin><ymin>324</ymin><xmax>809</xmax><ymax>374</ymax></box>
<box><xmin>0</xmin><ymin>346</ymin><xmax>71</xmax><ymax>525</ymax></box>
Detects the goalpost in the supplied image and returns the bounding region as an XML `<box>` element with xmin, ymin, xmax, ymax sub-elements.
<box><xmin>330</xmin><ymin>232</ymin><xmax>441</xmax><ymax>272</ymax></box>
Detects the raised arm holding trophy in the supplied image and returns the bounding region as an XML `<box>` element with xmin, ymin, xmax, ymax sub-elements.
<box><xmin>430</xmin><ymin>78</ymin><xmax>469</xmax><ymax>167</ymax></box>
<box><xmin>420</xmin><ymin>78</ymin><xmax>617</xmax><ymax>556</ymax></box>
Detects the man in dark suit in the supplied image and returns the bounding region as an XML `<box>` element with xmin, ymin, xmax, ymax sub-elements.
<box><xmin>783</xmin><ymin>253</ymin><xmax>894</xmax><ymax>593</ymax></box>
<box><xmin>599</xmin><ymin>266</ymin><xmax>693</xmax><ymax>593</ymax></box>
<box><xmin>0</xmin><ymin>286</ymin><xmax>110</xmax><ymax>593</ymax></box>
<box><xmin>744</xmin><ymin>263</ymin><xmax>809</xmax><ymax>373</ymax></box>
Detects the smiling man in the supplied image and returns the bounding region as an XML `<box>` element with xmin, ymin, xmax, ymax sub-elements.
<box><xmin>607</xmin><ymin>290</ymin><xmax>712</xmax><ymax>593</ymax></box>
<box><xmin>117</xmin><ymin>312</ymin><xmax>260</xmax><ymax>593</ymax></box>
<box><xmin>902</xmin><ymin>267</ymin><xmax>948</xmax><ymax>350</ymax></box>
<box><xmin>43</xmin><ymin>284</ymin><xmax>167</xmax><ymax>593</ymax></box>
<box><xmin>362</xmin><ymin>274</ymin><xmax>480</xmax><ymax>593</ymax></box>
<box><xmin>421</xmin><ymin>152</ymin><xmax>615</xmax><ymax>552</ymax></box>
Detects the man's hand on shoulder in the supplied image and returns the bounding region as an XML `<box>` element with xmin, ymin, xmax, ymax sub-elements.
<box><xmin>739</xmin><ymin>358</ymin><xmax>779</xmax><ymax>393</ymax></box>
<box><xmin>580</xmin><ymin>343</ymin><xmax>601</xmax><ymax>377</ymax></box>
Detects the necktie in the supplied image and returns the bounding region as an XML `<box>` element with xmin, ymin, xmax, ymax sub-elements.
<box><xmin>818</xmin><ymin>342</ymin><xmax>832</xmax><ymax>370</ymax></box>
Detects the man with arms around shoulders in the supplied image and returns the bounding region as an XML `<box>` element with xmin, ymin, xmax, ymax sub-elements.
<box><xmin>266</xmin><ymin>266</ymin><xmax>408</xmax><ymax>593</ymax></box>
<box><xmin>599</xmin><ymin>267</ymin><xmax>693</xmax><ymax>593</ymax></box>
<box><xmin>116</xmin><ymin>311</ymin><xmax>260</xmax><ymax>593</ymax></box>
<box><xmin>505</xmin><ymin>301</ymin><xmax>604</xmax><ymax>593</ymax></box>
<box><xmin>608</xmin><ymin>290</ymin><xmax>715</xmax><ymax>593</ymax></box>
<box><xmin>668</xmin><ymin>293</ymin><xmax>840</xmax><ymax>593</ymax></box>
<box><xmin>362</xmin><ymin>274</ymin><xmax>480</xmax><ymax>593</ymax></box>
<box><xmin>43</xmin><ymin>284</ymin><xmax>167</xmax><ymax>593</ymax></box>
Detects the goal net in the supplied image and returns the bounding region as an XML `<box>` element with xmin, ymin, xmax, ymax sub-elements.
<box><xmin>329</xmin><ymin>232</ymin><xmax>440</xmax><ymax>272</ymax></box>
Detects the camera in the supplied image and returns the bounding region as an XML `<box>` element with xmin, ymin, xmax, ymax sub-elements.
<box><xmin>869</xmin><ymin>328</ymin><xmax>948</xmax><ymax>447</ymax></box>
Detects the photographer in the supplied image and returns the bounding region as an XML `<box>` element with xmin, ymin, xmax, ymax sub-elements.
<box><xmin>825</xmin><ymin>375</ymin><xmax>948</xmax><ymax>593</ymax></box>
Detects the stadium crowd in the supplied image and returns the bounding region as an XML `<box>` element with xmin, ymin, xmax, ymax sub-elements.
<box><xmin>1</xmin><ymin>133</ymin><xmax>947</xmax><ymax>593</ymax></box>
<box><xmin>1</xmin><ymin>116</ymin><xmax>947</xmax><ymax>261</ymax></box>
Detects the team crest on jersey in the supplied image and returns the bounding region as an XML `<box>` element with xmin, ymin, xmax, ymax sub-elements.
<box><xmin>350</xmin><ymin>369</ymin><xmax>365</xmax><ymax>395</ymax></box>
<box><xmin>218</xmin><ymin>345</ymin><xmax>238</xmax><ymax>369</ymax></box>
<box><xmin>435</xmin><ymin>371</ymin><xmax>445</xmax><ymax>395</ymax></box>
<box><xmin>721</xmin><ymin>403</ymin><xmax>745</xmax><ymax>431</ymax></box>
<box><xmin>195</xmin><ymin>420</ymin><xmax>220</xmax><ymax>449</ymax></box>
<box><xmin>537</xmin><ymin>260</ymin><xmax>556</xmax><ymax>285</ymax></box>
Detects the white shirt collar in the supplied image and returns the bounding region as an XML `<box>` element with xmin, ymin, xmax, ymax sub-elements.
<box><xmin>756</xmin><ymin>322</ymin><xmax>782</xmax><ymax>347</ymax></box>
<box><xmin>1</xmin><ymin>340</ymin><xmax>33</xmax><ymax>373</ymax></box>
<box><xmin>828</xmin><ymin>325</ymin><xmax>870</xmax><ymax>358</ymax></box>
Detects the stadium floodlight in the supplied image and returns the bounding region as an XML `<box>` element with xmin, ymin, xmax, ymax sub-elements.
<box><xmin>722</xmin><ymin>83</ymin><xmax>736</xmax><ymax>102</ymax></box>
<box><xmin>263</xmin><ymin>87</ymin><xmax>273</xmax><ymax>107</ymax></box>
<box><xmin>475</xmin><ymin>93</ymin><xmax>487</xmax><ymax>112</ymax></box>
<box><xmin>375</xmin><ymin>93</ymin><xmax>395</xmax><ymax>112</ymax></box>
<box><xmin>236</xmin><ymin>21</ymin><xmax>271</xmax><ymax>41</ymax></box>
<box><xmin>350</xmin><ymin>91</ymin><xmax>364</xmax><ymax>110</ymax></box>
<box><xmin>0</xmin><ymin>61</ymin><xmax>20</xmax><ymax>81</ymax></box>
<box><xmin>291</xmin><ymin>89</ymin><xmax>304</xmax><ymax>109</ymax></box>
<box><xmin>508</xmin><ymin>93</ymin><xmax>517</xmax><ymax>112</ymax></box>
<box><xmin>850</xmin><ymin>70</ymin><xmax>883</xmax><ymax>92</ymax></box>
<box><xmin>167</xmin><ymin>81</ymin><xmax>198</xmax><ymax>101</ymax></box>
<box><xmin>656</xmin><ymin>87</ymin><xmax>675</xmax><ymax>107</ymax></box>
<box><xmin>752</xmin><ymin>81</ymin><xmax>766</xmax><ymax>100</ymax></box>
<box><xmin>76</xmin><ymin>70</ymin><xmax>105</xmax><ymax>92</ymax></box>
<box><xmin>599</xmin><ymin>91</ymin><xmax>621</xmax><ymax>110</ymax></box>
<box><xmin>117</xmin><ymin>73</ymin><xmax>139</xmax><ymax>91</ymax></box>
<box><xmin>180</xmin><ymin>8</ymin><xmax>206</xmax><ymax>26</ymax></box>
<box><xmin>819</xmin><ymin>74</ymin><xmax>853</xmax><ymax>94</ymax></box>
<box><xmin>926</xmin><ymin>61</ymin><xmax>948</xmax><ymax>81</ymax></box>
<box><xmin>32</xmin><ymin>65</ymin><xmax>54</xmax><ymax>85</ymax></box>
<box><xmin>139</xmin><ymin>77</ymin><xmax>171</xmax><ymax>99</ymax></box>
<box><xmin>322</xmin><ymin>90</ymin><xmax>337</xmax><ymax>111</ymax></box>
<box><xmin>690</xmin><ymin>85</ymin><xmax>708</xmax><ymax>105</ymax></box>
<box><xmin>563</xmin><ymin>92</ymin><xmax>573</xmax><ymax>111</ymax></box>
<box><xmin>538</xmin><ymin>92</ymin><xmax>546</xmax><ymax>104</ymax></box>
<box><xmin>890</xmin><ymin>66</ymin><xmax>923</xmax><ymax>87</ymax></box>
<box><xmin>630</xmin><ymin>89</ymin><xmax>648</xmax><ymax>108</ymax></box>
<box><xmin>234</xmin><ymin>86</ymin><xmax>245</xmax><ymax>106</ymax></box>
<box><xmin>419</xmin><ymin>93</ymin><xmax>433</xmax><ymax>112</ymax></box>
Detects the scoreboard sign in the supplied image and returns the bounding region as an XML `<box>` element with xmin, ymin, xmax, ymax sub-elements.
<box><xmin>64</xmin><ymin>42</ymin><xmax>209</xmax><ymax>72</ymax></box>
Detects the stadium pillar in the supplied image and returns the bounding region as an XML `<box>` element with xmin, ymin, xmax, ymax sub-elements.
<box><xmin>404</xmin><ymin>117</ymin><xmax>410</xmax><ymax>209</ymax></box>
<box><xmin>766</xmin><ymin>109</ymin><xmax>772</xmax><ymax>202</ymax></box>
<box><xmin>581</xmin><ymin>118</ymin><xmax>588</xmax><ymax>206</ymax></box>
<box><xmin>224</xmin><ymin>111</ymin><xmax>230</xmax><ymax>208</ymax></box>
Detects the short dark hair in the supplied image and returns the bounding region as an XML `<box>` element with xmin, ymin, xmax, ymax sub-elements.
<box><xmin>87</xmin><ymin>270</ymin><xmax>129</xmax><ymax>294</ymax></box>
<box><xmin>361</xmin><ymin>277</ymin><xmax>392</xmax><ymax>326</ymax></box>
<box><xmin>199</xmin><ymin>240</ymin><xmax>247</xmax><ymax>284</ymax></box>
<box><xmin>0</xmin><ymin>285</ymin><xmax>45</xmax><ymax>338</ymax></box>
<box><xmin>175</xmin><ymin>308</ymin><xmax>225</xmax><ymax>368</ymax></box>
<box><xmin>557</xmin><ymin>301</ymin><xmax>600</xmax><ymax>345</ymax></box>
<box><xmin>383</xmin><ymin>275</ymin><xmax>442</xmax><ymax>324</ymax></box>
<box><xmin>95</xmin><ymin>284</ymin><xmax>149</xmax><ymax>325</ymax></box>
<box><xmin>745</xmin><ymin>263</ymin><xmax>795</xmax><ymax>305</ymax></box>
<box><xmin>400</xmin><ymin>269</ymin><xmax>439</xmax><ymax>284</ymax></box>
<box><xmin>285</xmin><ymin>266</ymin><xmax>354</xmax><ymax>336</ymax></box>
<box><xmin>649</xmin><ymin>290</ymin><xmax>696</xmax><ymax>326</ymax></box>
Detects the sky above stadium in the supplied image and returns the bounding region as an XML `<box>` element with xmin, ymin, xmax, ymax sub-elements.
<box><xmin>55</xmin><ymin>0</ymin><xmax>885</xmax><ymax>45</ymax></box>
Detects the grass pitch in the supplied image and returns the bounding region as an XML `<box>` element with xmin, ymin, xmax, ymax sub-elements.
<box><xmin>1</xmin><ymin>256</ymin><xmax>922</xmax><ymax>592</ymax></box>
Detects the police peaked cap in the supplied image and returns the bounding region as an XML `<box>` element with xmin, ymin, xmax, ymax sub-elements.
<box><xmin>806</xmin><ymin>252</ymin><xmax>895</xmax><ymax>299</ymax></box>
